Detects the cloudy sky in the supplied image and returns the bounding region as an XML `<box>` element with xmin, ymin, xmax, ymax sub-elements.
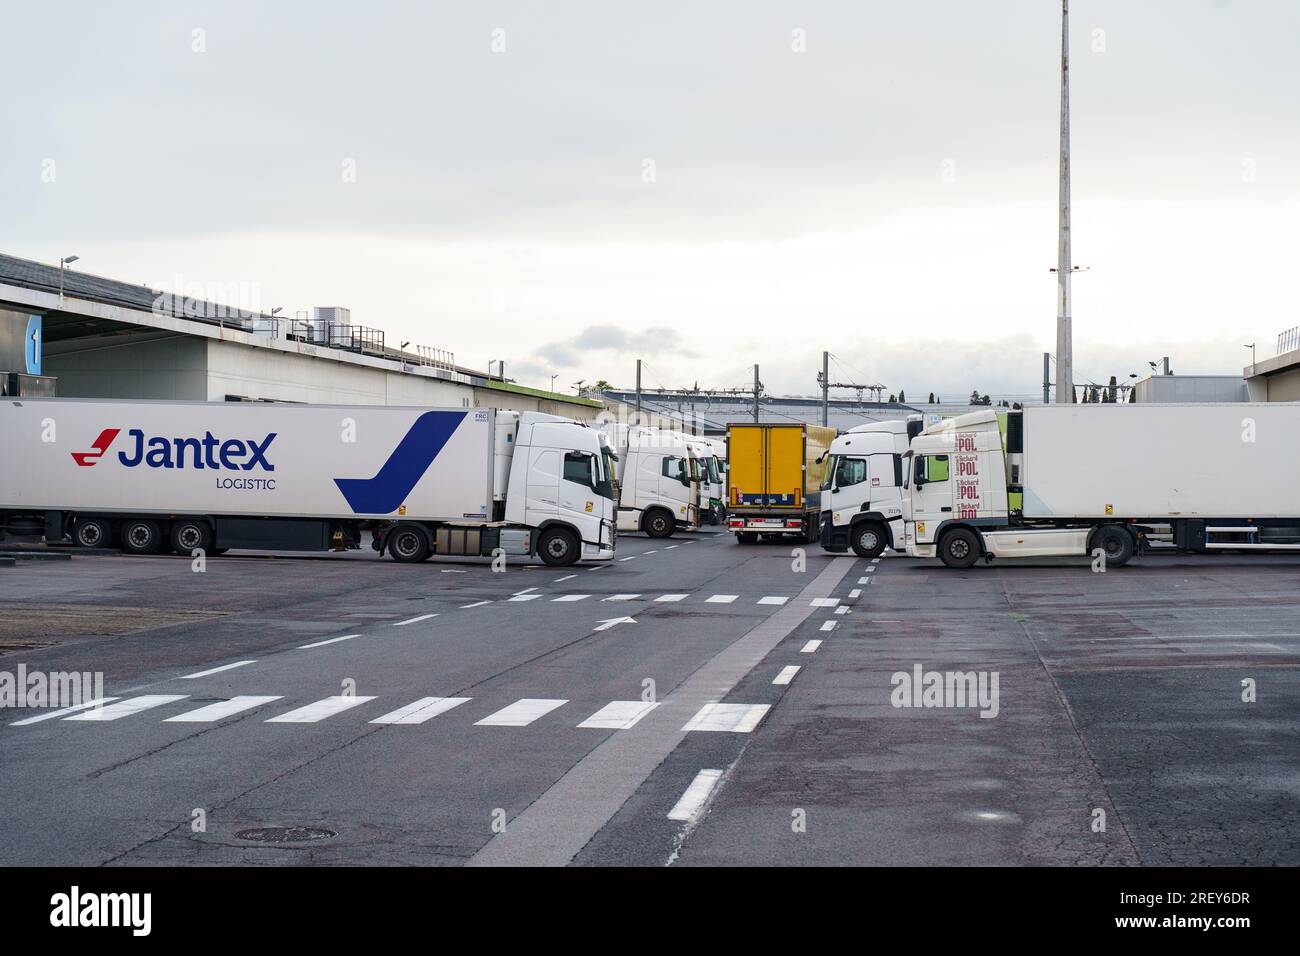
<box><xmin>4</xmin><ymin>0</ymin><xmax>1297</xmax><ymax>400</ymax></box>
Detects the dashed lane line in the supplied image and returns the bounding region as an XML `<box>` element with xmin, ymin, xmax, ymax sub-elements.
<box><xmin>181</xmin><ymin>660</ymin><xmax>256</xmax><ymax>679</ymax></box>
<box><xmin>801</xmin><ymin>640</ymin><xmax>823</xmax><ymax>653</ymax></box>
<box><xmin>773</xmin><ymin>665</ymin><xmax>801</xmax><ymax>686</ymax></box>
<box><xmin>820</xmin><ymin>621</ymin><xmax>838</xmax><ymax>632</ymax></box>
<box><xmin>297</xmin><ymin>634</ymin><xmax>360</xmax><ymax>649</ymax></box>
<box><xmin>667</xmin><ymin>769</ymin><xmax>724</xmax><ymax>823</ymax></box>
<box><xmin>682</xmin><ymin>703</ymin><xmax>771</xmax><ymax>733</ymax></box>
<box><xmin>393</xmin><ymin>614</ymin><xmax>438</xmax><ymax>626</ymax></box>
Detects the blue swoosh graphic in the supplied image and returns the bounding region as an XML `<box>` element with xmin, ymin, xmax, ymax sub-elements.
<box><xmin>333</xmin><ymin>410</ymin><xmax>468</xmax><ymax>514</ymax></box>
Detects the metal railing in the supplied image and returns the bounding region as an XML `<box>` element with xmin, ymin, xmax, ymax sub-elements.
<box><xmin>1277</xmin><ymin>325</ymin><xmax>1300</xmax><ymax>356</ymax></box>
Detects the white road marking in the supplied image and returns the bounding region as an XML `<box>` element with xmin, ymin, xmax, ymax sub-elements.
<box><xmin>848</xmin><ymin>589</ymin><xmax>862</xmax><ymax>599</ymax></box>
<box><xmin>866</xmin><ymin>567</ymin><xmax>876</xmax><ymax>573</ymax></box>
<box><xmin>858</xmin><ymin>577</ymin><xmax>868</xmax><ymax>584</ymax></box>
<box><xmin>618</xmin><ymin>556</ymin><xmax>637</xmax><ymax>562</ymax></box>
<box><xmin>507</xmin><ymin>594</ymin><xmax>541</xmax><ymax>602</ymax></box>
<box><xmin>655</xmin><ymin>594</ymin><xmax>688</xmax><ymax>602</ymax></box>
<box><xmin>801</xmin><ymin>639</ymin><xmax>823</xmax><ymax>653</ymax></box>
<box><xmin>475</xmin><ymin>698</ymin><xmax>568</xmax><ymax>727</ymax></box>
<box><xmin>683</xmin><ymin>702</ymin><xmax>771</xmax><ymax>733</ymax></box>
<box><xmin>552</xmin><ymin>594</ymin><xmax>590</xmax><ymax>602</ymax></box>
<box><xmin>820</xmin><ymin>621</ymin><xmax>838</xmax><ymax>632</ymax></box>
<box><xmin>512</xmin><ymin>587</ymin><xmax>538</xmax><ymax>596</ymax></box>
<box><xmin>604</xmin><ymin>593</ymin><xmax>641</xmax><ymax>601</ymax></box>
<box><xmin>297</xmin><ymin>634</ymin><xmax>360</xmax><ymax>649</ymax></box>
<box><xmin>440</xmin><ymin>569</ymin><xmax>467</xmax><ymax>573</ymax></box>
<box><xmin>758</xmin><ymin>596</ymin><xmax>789</xmax><ymax>605</ymax></box>
<box><xmin>667</xmin><ymin>769</ymin><xmax>724</xmax><ymax>822</ymax></box>
<box><xmin>66</xmin><ymin>695</ymin><xmax>189</xmax><ymax>722</ymax></box>
<box><xmin>665</xmin><ymin>545</ymin><xmax>679</xmax><ymax>550</ymax></box>
<box><xmin>370</xmin><ymin>696</ymin><xmax>472</xmax><ymax>725</ymax></box>
<box><xmin>181</xmin><ymin>660</ymin><xmax>256</xmax><ymax>679</ymax></box>
<box><xmin>10</xmin><ymin>697</ymin><xmax>120</xmax><ymax>726</ymax></box>
<box><xmin>643</xmin><ymin>550</ymin><xmax>658</xmax><ymax>554</ymax></box>
<box><xmin>393</xmin><ymin>614</ymin><xmax>438</xmax><ymax>627</ymax></box>
<box><xmin>810</xmin><ymin>598</ymin><xmax>839</xmax><ymax>607</ymax></box>
<box><xmin>577</xmin><ymin>700</ymin><xmax>660</xmax><ymax>730</ymax></box>
<box><xmin>872</xmin><ymin>620</ymin><xmax>903</xmax><ymax>623</ymax></box>
<box><xmin>165</xmin><ymin>696</ymin><xmax>282</xmax><ymax>723</ymax></box>
<box><xmin>835</xmin><ymin>606</ymin><xmax>849</xmax><ymax>615</ymax></box>
<box><xmin>555</xmin><ymin>575</ymin><xmax>577</xmax><ymax>583</ymax></box>
<box><xmin>705</xmin><ymin>594</ymin><xmax>738</xmax><ymax>604</ymax></box>
<box><xmin>266</xmin><ymin>695</ymin><xmax>377</xmax><ymax>723</ymax></box>
<box><xmin>592</xmin><ymin>616</ymin><xmax>636</xmax><ymax>632</ymax></box>
<box><xmin>773</xmin><ymin>665</ymin><xmax>801</xmax><ymax>685</ymax></box>
<box><xmin>460</xmin><ymin>601</ymin><xmax>492</xmax><ymax>609</ymax></box>
<box><xmin>871</xmin><ymin>558</ymin><xmax>882</xmax><ymax>564</ymax></box>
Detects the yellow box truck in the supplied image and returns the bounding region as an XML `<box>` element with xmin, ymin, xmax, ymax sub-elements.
<box><xmin>726</xmin><ymin>422</ymin><xmax>835</xmax><ymax>543</ymax></box>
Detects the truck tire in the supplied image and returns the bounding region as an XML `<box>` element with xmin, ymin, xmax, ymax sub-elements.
<box><xmin>643</xmin><ymin>509</ymin><xmax>675</xmax><ymax>539</ymax></box>
<box><xmin>169</xmin><ymin>519</ymin><xmax>212</xmax><ymax>555</ymax></box>
<box><xmin>1091</xmin><ymin>524</ymin><xmax>1135</xmax><ymax>567</ymax></box>
<box><xmin>737</xmin><ymin>531</ymin><xmax>758</xmax><ymax>545</ymax></box>
<box><xmin>73</xmin><ymin>518</ymin><xmax>112</xmax><ymax>549</ymax></box>
<box><xmin>538</xmin><ymin>527</ymin><xmax>579</xmax><ymax>566</ymax></box>
<box><xmin>121</xmin><ymin>519</ymin><xmax>162</xmax><ymax>555</ymax></box>
<box><xmin>938</xmin><ymin>527</ymin><xmax>980</xmax><ymax>570</ymax></box>
<box><xmin>850</xmin><ymin>521</ymin><xmax>887</xmax><ymax>559</ymax></box>
<box><xmin>388</xmin><ymin>524</ymin><xmax>431</xmax><ymax>563</ymax></box>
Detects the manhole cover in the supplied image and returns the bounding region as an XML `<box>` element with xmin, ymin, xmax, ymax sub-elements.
<box><xmin>235</xmin><ymin>826</ymin><xmax>336</xmax><ymax>844</ymax></box>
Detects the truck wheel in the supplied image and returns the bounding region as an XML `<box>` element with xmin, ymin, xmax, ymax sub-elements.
<box><xmin>938</xmin><ymin>528</ymin><xmax>980</xmax><ymax>569</ymax></box>
<box><xmin>169</xmin><ymin>520</ymin><xmax>212</xmax><ymax>555</ymax></box>
<box><xmin>538</xmin><ymin>527</ymin><xmax>578</xmax><ymax>566</ymax></box>
<box><xmin>120</xmin><ymin>519</ymin><xmax>162</xmax><ymax>555</ymax></box>
<box><xmin>73</xmin><ymin>518</ymin><xmax>112</xmax><ymax>549</ymax></box>
<box><xmin>1091</xmin><ymin>524</ymin><xmax>1135</xmax><ymax>567</ymax></box>
<box><xmin>643</xmin><ymin>509</ymin><xmax>675</xmax><ymax>538</ymax></box>
<box><xmin>850</xmin><ymin>522</ymin><xmax>887</xmax><ymax>559</ymax></box>
<box><xmin>737</xmin><ymin>532</ymin><xmax>758</xmax><ymax>545</ymax></box>
<box><xmin>388</xmin><ymin>524</ymin><xmax>431</xmax><ymax>563</ymax></box>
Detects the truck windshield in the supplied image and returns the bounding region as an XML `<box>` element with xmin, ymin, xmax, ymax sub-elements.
<box><xmin>707</xmin><ymin>458</ymin><xmax>720</xmax><ymax>483</ymax></box>
<box><xmin>822</xmin><ymin>456</ymin><xmax>839</xmax><ymax>491</ymax></box>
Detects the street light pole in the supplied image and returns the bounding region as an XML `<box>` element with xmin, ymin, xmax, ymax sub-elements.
<box><xmin>59</xmin><ymin>255</ymin><xmax>80</xmax><ymax>301</ymax></box>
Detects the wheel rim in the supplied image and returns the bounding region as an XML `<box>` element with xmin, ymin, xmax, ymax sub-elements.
<box><xmin>859</xmin><ymin>529</ymin><xmax>879</xmax><ymax>551</ymax></box>
<box><xmin>546</xmin><ymin>536</ymin><xmax>569</xmax><ymax>559</ymax></box>
<box><xmin>1104</xmin><ymin>536</ymin><xmax>1124</xmax><ymax>557</ymax></box>
<box><xmin>178</xmin><ymin>526</ymin><xmax>203</xmax><ymax>549</ymax></box>
<box><xmin>79</xmin><ymin>524</ymin><xmax>103</xmax><ymax>546</ymax></box>
<box><xmin>394</xmin><ymin>532</ymin><xmax>420</xmax><ymax>557</ymax></box>
<box><xmin>949</xmin><ymin>538</ymin><xmax>970</xmax><ymax>559</ymax></box>
<box><xmin>128</xmin><ymin>525</ymin><xmax>152</xmax><ymax>548</ymax></box>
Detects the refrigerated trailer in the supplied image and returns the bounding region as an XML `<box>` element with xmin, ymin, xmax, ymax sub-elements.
<box><xmin>0</xmin><ymin>398</ymin><xmax>616</xmax><ymax>566</ymax></box>
<box><xmin>726</xmin><ymin>422</ymin><xmax>835</xmax><ymax>543</ymax></box>
<box><xmin>903</xmin><ymin>404</ymin><xmax>1300</xmax><ymax>568</ymax></box>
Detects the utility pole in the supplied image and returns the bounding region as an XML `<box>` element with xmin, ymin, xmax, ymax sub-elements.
<box><xmin>821</xmin><ymin>351</ymin><xmax>829</xmax><ymax>426</ymax></box>
<box><xmin>1042</xmin><ymin>352</ymin><xmax>1051</xmax><ymax>405</ymax></box>
<box><xmin>753</xmin><ymin>364</ymin><xmax>761</xmax><ymax>423</ymax></box>
<box><xmin>635</xmin><ymin>359</ymin><xmax>642</xmax><ymax>425</ymax></box>
<box><xmin>1054</xmin><ymin>0</ymin><xmax>1074</xmax><ymax>404</ymax></box>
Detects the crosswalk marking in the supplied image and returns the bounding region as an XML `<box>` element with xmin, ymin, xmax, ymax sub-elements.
<box><xmin>773</xmin><ymin>665</ymin><xmax>801</xmax><ymax>686</ymax></box>
<box><xmin>683</xmin><ymin>702</ymin><xmax>770</xmax><ymax>733</ymax></box>
<box><xmin>9</xmin><ymin>697</ymin><xmax>120</xmax><ymax>726</ymax></box>
<box><xmin>577</xmin><ymin>700</ymin><xmax>660</xmax><ymax>730</ymax></box>
<box><xmin>801</xmin><ymin>639</ymin><xmax>823</xmax><ymax>653</ymax></box>
<box><xmin>655</xmin><ymin>594</ymin><xmax>688</xmax><ymax>602</ymax></box>
<box><xmin>298</xmin><ymin>634</ymin><xmax>360</xmax><ymax>649</ymax></box>
<box><xmin>810</xmin><ymin>598</ymin><xmax>839</xmax><ymax>608</ymax></box>
<box><xmin>370</xmin><ymin>697</ymin><xmax>472</xmax><ymax>725</ymax></box>
<box><xmin>758</xmin><ymin>596</ymin><xmax>789</xmax><ymax>605</ymax></box>
<box><xmin>66</xmin><ymin>695</ymin><xmax>189</xmax><ymax>722</ymax></box>
<box><xmin>265</xmin><ymin>696</ymin><xmax>377</xmax><ymax>723</ymax></box>
<box><xmin>507</xmin><ymin>594</ymin><xmax>541</xmax><ymax>602</ymax></box>
<box><xmin>858</xmin><ymin>577</ymin><xmax>868</xmax><ymax>584</ymax></box>
<box><xmin>604</xmin><ymin>593</ymin><xmax>641</xmax><ymax>601</ymax></box>
<box><xmin>835</xmin><ymin>606</ymin><xmax>849</xmax><ymax>615</ymax></box>
<box><xmin>165</xmin><ymin>696</ymin><xmax>283</xmax><ymax>723</ymax></box>
<box><xmin>476</xmin><ymin>698</ymin><xmax>568</xmax><ymax>727</ymax></box>
<box><xmin>460</xmin><ymin>600</ymin><xmax>492</xmax><ymax>608</ymax></box>
<box><xmin>181</xmin><ymin>661</ymin><xmax>256</xmax><ymax>679</ymax></box>
<box><xmin>820</xmin><ymin>621</ymin><xmax>838</xmax><ymax>632</ymax></box>
<box><xmin>705</xmin><ymin>595</ymin><xmax>738</xmax><ymax>604</ymax></box>
<box><xmin>667</xmin><ymin>769</ymin><xmax>724</xmax><ymax>822</ymax></box>
<box><xmin>848</xmin><ymin>589</ymin><xmax>862</xmax><ymax>599</ymax></box>
<box><xmin>393</xmin><ymin>614</ymin><xmax>438</xmax><ymax>626</ymax></box>
<box><xmin>552</xmin><ymin>594</ymin><xmax>590</xmax><ymax>602</ymax></box>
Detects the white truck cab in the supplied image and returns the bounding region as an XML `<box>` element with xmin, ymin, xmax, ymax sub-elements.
<box><xmin>687</xmin><ymin>436</ymin><xmax>725</xmax><ymax>524</ymax></box>
<box><xmin>819</xmin><ymin>417</ymin><xmax>922</xmax><ymax>558</ymax></box>
<box><xmin>597</xmin><ymin>423</ymin><xmax>702</xmax><ymax>538</ymax></box>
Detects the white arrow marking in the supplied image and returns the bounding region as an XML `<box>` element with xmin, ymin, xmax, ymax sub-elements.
<box><xmin>592</xmin><ymin>617</ymin><xmax>637</xmax><ymax>632</ymax></box>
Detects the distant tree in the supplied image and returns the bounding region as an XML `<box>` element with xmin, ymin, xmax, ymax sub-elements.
<box><xmin>594</xmin><ymin>379</ymin><xmax>613</xmax><ymax>392</ymax></box>
<box><xmin>969</xmin><ymin>389</ymin><xmax>981</xmax><ymax>405</ymax></box>
<box><xmin>1106</xmin><ymin>375</ymin><xmax>1118</xmax><ymax>403</ymax></box>
<box><xmin>897</xmin><ymin>389</ymin><xmax>906</xmax><ymax>403</ymax></box>
<box><xmin>1012</xmin><ymin>401</ymin><xmax>1023</xmax><ymax>410</ymax></box>
<box><xmin>888</xmin><ymin>393</ymin><xmax>896</xmax><ymax>403</ymax></box>
<box><xmin>936</xmin><ymin>395</ymin><xmax>941</xmax><ymax>403</ymax></box>
<box><xmin>928</xmin><ymin>392</ymin><xmax>935</xmax><ymax>404</ymax></box>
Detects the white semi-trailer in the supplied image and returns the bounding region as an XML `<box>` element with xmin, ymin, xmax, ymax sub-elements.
<box><xmin>903</xmin><ymin>405</ymin><xmax>1300</xmax><ymax>568</ymax></box>
<box><xmin>819</xmin><ymin>417</ymin><xmax>923</xmax><ymax>558</ymax></box>
<box><xmin>596</xmin><ymin>423</ymin><xmax>702</xmax><ymax>537</ymax></box>
<box><xmin>0</xmin><ymin>398</ymin><xmax>616</xmax><ymax>566</ymax></box>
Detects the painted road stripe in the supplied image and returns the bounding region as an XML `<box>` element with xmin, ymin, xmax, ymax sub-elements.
<box><xmin>705</xmin><ymin>594</ymin><xmax>738</xmax><ymax>604</ymax></box>
<box><xmin>577</xmin><ymin>700</ymin><xmax>661</xmax><ymax>730</ymax></box>
<box><xmin>297</xmin><ymin>634</ymin><xmax>360</xmax><ymax>649</ymax></box>
<box><xmin>66</xmin><ymin>695</ymin><xmax>189</xmax><ymax>722</ymax></box>
<box><xmin>507</xmin><ymin>594</ymin><xmax>541</xmax><ymax>602</ymax></box>
<box><xmin>643</xmin><ymin>550</ymin><xmax>658</xmax><ymax>554</ymax></box>
<box><xmin>181</xmin><ymin>660</ymin><xmax>256</xmax><ymax>679</ymax></box>
<box><xmin>165</xmin><ymin>696</ymin><xmax>282</xmax><ymax>723</ymax></box>
<box><xmin>858</xmin><ymin>577</ymin><xmax>868</xmax><ymax>584</ymax></box>
<box><xmin>835</xmin><ymin>606</ymin><xmax>849</xmax><ymax>615</ymax></box>
<box><xmin>665</xmin><ymin>545</ymin><xmax>679</xmax><ymax>550</ymax></box>
<box><xmin>10</xmin><ymin>697</ymin><xmax>120</xmax><ymax>726</ymax></box>
<box><xmin>266</xmin><ymin>696</ymin><xmax>377</xmax><ymax>723</ymax></box>
<box><xmin>801</xmin><ymin>639</ymin><xmax>823</xmax><ymax>653</ymax></box>
<box><xmin>683</xmin><ymin>702</ymin><xmax>771</xmax><ymax>733</ymax></box>
<box><xmin>866</xmin><ymin>566</ymin><xmax>876</xmax><ymax>573</ymax></box>
<box><xmin>460</xmin><ymin>601</ymin><xmax>492</xmax><ymax>608</ymax></box>
<box><xmin>656</xmin><ymin>594</ymin><xmax>688</xmax><ymax>602</ymax></box>
<box><xmin>773</xmin><ymin>665</ymin><xmax>801</xmax><ymax>686</ymax></box>
<box><xmin>848</xmin><ymin>589</ymin><xmax>862</xmax><ymax>599</ymax></box>
<box><xmin>552</xmin><ymin>594</ymin><xmax>590</xmax><ymax>602</ymax></box>
<box><xmin>871</xmin><ymin>558</ymin><xmax>881</xmax><ymax>564</ymax></box>
<box><xmin>618</xmin><ymin>557</ymin><xmax>636</xmax><ymax>562</ymax></box>
<box><xmin>371</xmin><ymin>696</ymin><xmax>471</xmax><ymax>725</ymax></box>
<box><xmin>393</xmin><ymin>614</ymin><xmax>438</xmax><ymax>627</ymax></box>
<box><xmin>604</xmin><ymin>593</ymin><xmax>641</xmax><ymax>601</ymax></box>
<box><xmin>820</xmin><ymin>621</ymin><xmax>838</xmax><ymax>632</ymax></box>
<box><xmin>811</xmin><ymin>598</ymin><xmax>839</xmax><ymax>607</ymax></box>
<box><xmin>667</xmin><ymin>769</ymin><xmax>724</xmax><ymax>822</ymax></box>
<box><xmin>476</xmin><ymin>698</ymin><xmax>568</xmax><ymax>727</ymax></box>
<box><xmin>555</xmin><ymin>575</ymin><xmax>577</xmax><ymax>583</ymax></box>
<box><xmin>758</xmin><ymin>596</ymin><xmax>789</xmax><ymax>605</ymax></box>
<box><xmin>512</xmin><ymin>587</ymin><xmax>538</xmax><ymax>596</ymax></box>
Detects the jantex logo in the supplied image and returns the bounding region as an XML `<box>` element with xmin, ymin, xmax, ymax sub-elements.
<box><xmin>71</xmin><ymin>428</ymin><xmax>277</xmax><ymax>471</ymax></box>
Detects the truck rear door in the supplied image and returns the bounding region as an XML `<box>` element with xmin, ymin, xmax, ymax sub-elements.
<box><xmin>766</xmin><ymin>426</ymin><xmax>804</xmax><ymax>509</ymax></box>
<box><xmin>728</xmin><ymin>426</ymin><xmax>764</xmax><ymax>508</ymax></box>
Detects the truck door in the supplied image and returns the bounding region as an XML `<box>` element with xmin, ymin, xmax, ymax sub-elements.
<box><xmin>766</xmin><ymin>426</ymin><xmax>803</xmax><ymax>508</ymax></box>
<box><xmin>911</xmin><ymin>454</ymin><xmax>953</xmax><ymax>522</ymax></box>
<box><xmin>827</xmin><ymin>455</ymin><xmax>868</xmax><ymax>519</ymax></box>
<box><xmin>558</xmin><ymin>451</ymin><xmax>599</xmax><ymax>523</ymax></box>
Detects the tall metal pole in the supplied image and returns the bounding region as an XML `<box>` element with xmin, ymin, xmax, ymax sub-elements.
<box><xmin>1042</xmin><ymin>352</ymin><xmax>1051</xmax><ymax>405</ymax></box>
<box><xmin>821</xmin><ymin>351</ymin><xmax>829</xmax><ymax>426</ymax></box>
<box><xmin>1054</xmin><ymin>0</ymin><xmax>1074</xmax><ymax>404</ymax></box>
<box><xmin>753</xmin><ymin>364</ymin><xmax>760</xmax><ymax>423</ymax></box>
<box><xmin>635</xmin><ymin>359</ymin><xmax>642</xmax><ymax>424</ymax></box>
